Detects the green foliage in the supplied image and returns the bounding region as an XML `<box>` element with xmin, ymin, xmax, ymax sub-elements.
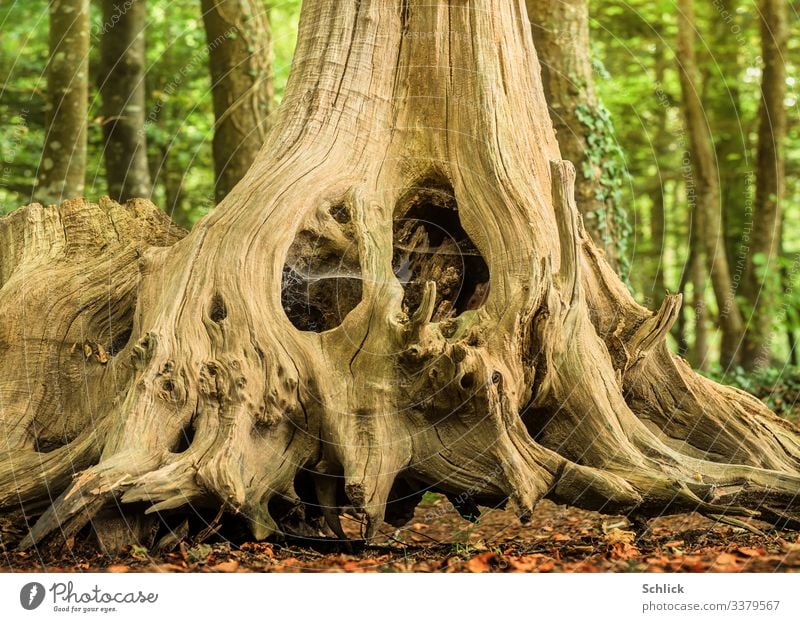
<box><xmin>0</xmin><ymin>0</ymin><xmax>302</xmax><ymax>224</ymax></box>
<box><xmin>574</xmin><ymin>98</ymin><xmax>632</xmax><ymax>278</ymax></box>
<box><xmin>590</xmin><ymin>0</ymin><xmax>799</xmax><ymax>366</ymax></box>
<box><xmin>703</xmin><ymin>365</ymin><xmax>800</xmax><ymax>421</ymax></box>
<box><xmin>0</xmin><ymin>0</ymin><xmax>798</xmax><ymax>373</ymax></box>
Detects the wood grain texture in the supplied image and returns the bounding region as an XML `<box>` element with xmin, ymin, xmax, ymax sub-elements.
<box><xmin>1</xmin><ymin>1</ymin><xmax>799</xmax><ymax>549</ymax></box>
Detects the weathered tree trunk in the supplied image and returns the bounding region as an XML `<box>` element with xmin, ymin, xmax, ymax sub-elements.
<box><xmin>201</xmin><ymin>0</ymin><xmax>274</xmax><ymax>203</ymax></box>
<box><xmin>2</xmin><ymin>1</ymin><xmax>799</xmax><ymax>550</ymax></box>
<box><xmin>676</xmin><ymin>0</ymin><xmax>744</xmax><ymax>368</ymax></box>
<box><xmin>99</xmin><ymin>0</ymin><xmax>153</xmax><ymax>202</ymax></box>
<box><xmin>525</xmin><ymin>0</ymin><xmax>626</xmax><ymax>271</ymax></box>
<box><xmin>741</xmin><ymin>0</ymin><xmax>788</xmax><ymax>370</ymax></box>
<box><xmin>35</xmin><ymin>0</ymin><xmax>89</xmax><ymax>205</ymax></box>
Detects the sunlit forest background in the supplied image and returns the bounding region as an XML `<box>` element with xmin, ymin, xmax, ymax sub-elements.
<box><xmin>1</xmin><ymin>0</ymin><xmax>798</xmax><ymax>412</ymax></box>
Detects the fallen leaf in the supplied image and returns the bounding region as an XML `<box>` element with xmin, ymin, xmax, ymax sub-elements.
<box><xmin>714</xmin><ymin>552</ymin><xmax>739</xmax><ymax>566</ymax></box>
<box><xmin>604</xmin><ymin>528</ymin><xmax>636</xmax><ymax>545</ymax></box>
<box><xmin>466</xmin><ymin>551</ymin><xmax>501</xmax><ymax>573</ymax></box>
<box><xmin>107</xmin><ymin>565</ymin><xmax>129</xmax><ymax>573</ymax></box>
<box><xmin>210</xmin><ymin>560</ymin><xmax>239</xmax><ymax>572</ymax></box>
<box><xmin>187</xmin><ymin>543</ymin><xmax>213</xmax><ymax>563</ymax></box>
<box><xmin>610</xmin><ymin>542</ymin><xmax>639</xmax><ymax>560</ymax></box>
<box><xmin>602</xmin><ymin>517</ymin><xmax>631</xmax><ymax>533</ymax></box>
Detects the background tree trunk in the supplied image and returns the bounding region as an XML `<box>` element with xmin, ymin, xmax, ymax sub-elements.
<box><xmin>2</xmin><ymin>0</ymin><xmax>799</xmax><ymax>550</ymax></box>
<box><xmin>741</xmin><ymin>0</ymin><xmax>788</xmax><ymax>370</ymax></box>
<box><xmin>690</xmin><ymin>225</ymin><xmax>708</xmax><ymax>370</ymax></box>
<box><xmin>35</xmin><ymin>0</ymin><xmax>89</xmax><ymax>205</ymax></box>
<box><xmin>201</xmin><ymin>0</ymin><xmax>274</xmax><ymax>204</ymax></box>
<box><xmin>99</xmin><ymin>0</ymin><xmax>152</xmax><ymax>202</ymax></box>
<box><xmin>649</xmin><ymin>43</ymin><xmax>670</xmax><ymax>309</ymax></box>
<box><xmin>676</xmin><ymin>0</ymin><xmax>744</xmax><ymax>368</ymax></box>
<box><xmin>525</xmin><ymin>0</ymin><xmax>627</xmax><ymax>271</ymax></box>
<box><xmin>705</xmin><ymin>0</ymin><xmax>750</xmax><ymax>278</ymax></box>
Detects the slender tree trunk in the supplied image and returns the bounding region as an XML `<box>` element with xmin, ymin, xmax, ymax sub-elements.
<box><xmin>525</xmin><ymin>0</ymin><xmax>626</xmax><ymax>270</ymax></box>
<box><xmin>649</xmin><ymin>45</ymin><xmax>670</xmax><ymax>308</ymax></box>
<box><xmin>676</xmin><ymin>0</ymin><xmax>744</xmax><ymax>368</ymax></box>
<box><xmin>650</xmin><ymin>185</ymin><xmax>666</xmax><ymax>305</ymax></box>
<box><xmin>674</xmin><ymin>237</ymin><xmax>692</xmax><ymax>358</ymax></box>
<box><xmin>2</xmin><ymin>0</ymin><xmax>799</xmax><ymax>550</ymax></box>
<box><xmin>99</xmin><ymin>0</ymin><xmax>152</xmax><ymax>202</ymax></box>
<box><xmin>706</xmin><ymin>0</ymin><xmax>749</xmax><ymax>275</ymax></box>
<box><xmin>741</xmin><ymin>0</ymin><xmax>788</xmax><ymax>370</ymax></box>
<box><xmin>690</xmin><ymin>227</ymin><xmax>708</xmax><ymax>370</ymax></box>
<box><xmin>35</xmin><ymin>0</ymin><xmax>89</xmax><ymax>205</ymax></box>
<box><xmin>201</xmin><ymin>0</ymin><xmax>274</xmax><ymax>203</ymax></box>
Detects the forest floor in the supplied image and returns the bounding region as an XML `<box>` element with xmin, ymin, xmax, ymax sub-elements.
<box><xmin>3</xmin><ymin>495</ymin><xmax>800</xmax><ymax>573</ymax></box>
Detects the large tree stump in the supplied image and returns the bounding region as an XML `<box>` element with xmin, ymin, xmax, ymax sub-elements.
<box><xmin>1</xmin><ymin>1</ymin><xmax>799</xmax><ymax>549</ymax></box>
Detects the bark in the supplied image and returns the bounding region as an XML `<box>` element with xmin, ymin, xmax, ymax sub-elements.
<box><xmin>1</xmin><ymin>1</ymin><xmax>799</xmax><ymax>550</ymax></box>
<box><xmin>705</xmin><ymin>0</ymin><xmax>749</xmax><ymax>279</ymax></box>
<box><xmin>201</xmin><ymin>0</ymin><xmax>274</xmax><ymax>203</ymax></box>
<box><xmin>526</xmin><ymin>0</ymin><xmax>625</xmax><ymax>270</ymax></box>
<box><xmin>35</xmin><ymin>0</ymin><xmax>89</xmax><ymax>205</ymax></box>
<box><xmin>99</xmin><ymin>0</ymin><xmax>153</xmax><ymax>202</ymax></box>
<box><xmin>690</xmin><ymin>226</ymin><xmax>708</xmax><ymax>370</ymax></box>
<box><xmin>676</xmin><ymin>0</ymin><xmax>744</xmax><ymax>368</ymax></box>
<box><xmin>741</xmin><ymin>0</ymin><xmax>788</xmax><ymax>370</ymax></box>
<box><xmin>649</xmin><ymin>45</ymin><xmax>670</xmax><ymax>308</ymax></box>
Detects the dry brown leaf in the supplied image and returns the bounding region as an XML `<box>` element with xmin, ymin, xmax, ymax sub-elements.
<box><xmin>714</xmin><ymin>552</ymin><xmax>739</xmax><ymax>566</ymax></box>
<box><xmin>210</xmin><ymin>560</ymin><xmax>239</xmax><ymax>572</ymax></box>
<box><xmin>466</xmin><ymin>551</ymin><xmax>499</xmax><ymax>573</ymax></box>
<box><xmin>604</xmin><ymin>528</ymin><xmax>636</xmax><ymax>545</ymax></box>
<box><xmin>107</xmin><ymin>564</ymin><xmax>129</xmax><ymax>573</ymax></box>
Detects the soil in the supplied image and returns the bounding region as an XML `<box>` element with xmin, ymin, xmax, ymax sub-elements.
<box><xmin>2</xmin><ymin>495</ymin><xmax>799</xmax><ymax>573</ymax></box>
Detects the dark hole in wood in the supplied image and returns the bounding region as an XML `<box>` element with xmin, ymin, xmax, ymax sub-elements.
<box><xmin>282</xmin><ymin>268</ymin><xmax>362</xmax><ymax>332</ymax></box>
<box><xmin>459</xmin><ymin>372</ymin><xmax>476</xmax><ymax>390</ymax></box>
<box><xmin>172</xmin><ymin>420</ymin><xmax>195</xmax><ymax>453</ymax></box>
<box><xmin>107</xmin><ymin>326</ymin><xmax>133</xmax><ymax>356</ymax></box>
<box><xmin>33</xmin><ymin>435</ymin><xmax>71</xmax><ymax>454</ymax></box>
<box><xmin>282</xmin><ymin>217</ymin><xmax>363</xmax><ymax>332</ymax></box>
<box><xmin>209</xmin><ymin>293</ymin><xmax>227</xmax><ymax>323</ymax></box>
<box><xmin>393</xmin><ymin>182</ymin><xmax>490</xmax><ymax>321</ymax></box>
<box><xmin>329</xmin><ymin>202</ymin><xmax>350</xmax><ymax>224</ymax></box>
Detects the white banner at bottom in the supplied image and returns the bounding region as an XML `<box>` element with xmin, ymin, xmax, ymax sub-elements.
<box><xmin>0</xmin><ymin>572</ymin><xmax>797</xmax><ymax>622</ymax></box>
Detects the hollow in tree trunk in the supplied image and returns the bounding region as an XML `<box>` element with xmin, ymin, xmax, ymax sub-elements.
<box><xmin>1</xmin><ymin>1</ymin><xmax>799</xmax><ymax>550</ymax></box>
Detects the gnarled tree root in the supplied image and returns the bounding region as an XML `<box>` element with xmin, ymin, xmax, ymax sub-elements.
<box><xmin>1</xmin><ymin>1</ymin><xmax>799</xmax><ymax>550</ymax></box>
